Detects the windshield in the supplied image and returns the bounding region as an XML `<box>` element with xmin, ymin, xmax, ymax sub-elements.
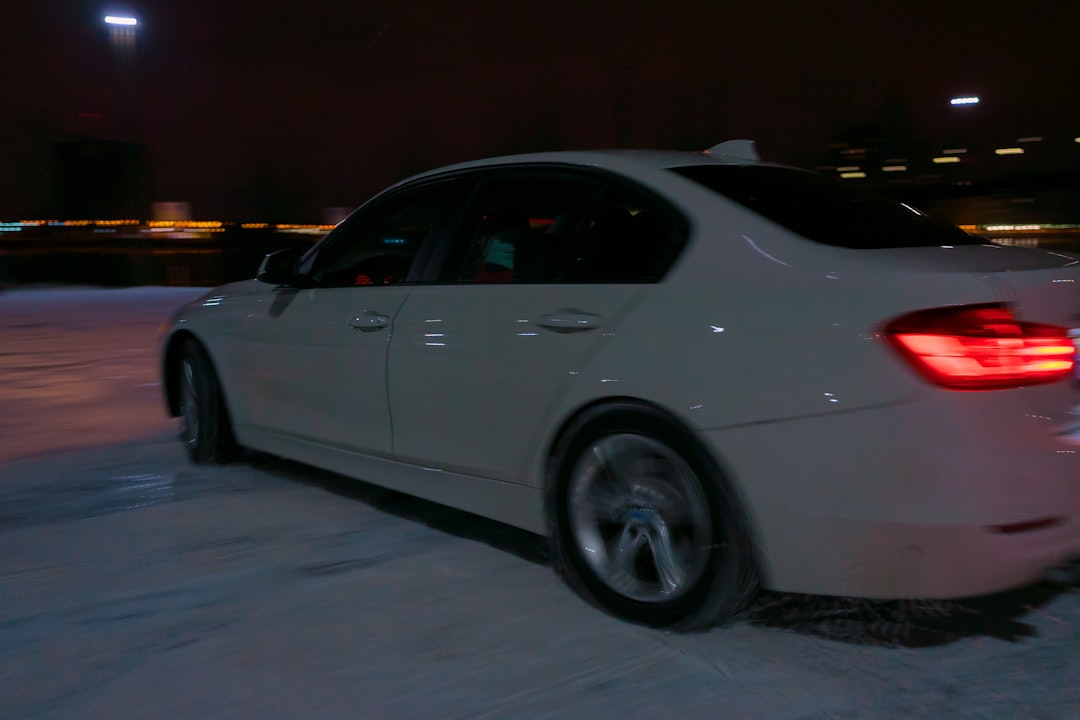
<box><xmin>670</xmin><ymin>164</ymin><xmax>981</xmax><ymax>249</ymax></box>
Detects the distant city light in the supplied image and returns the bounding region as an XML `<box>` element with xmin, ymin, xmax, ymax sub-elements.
<box><xmin>104</xmin><ymin>15</ymin><xmax>137</xmax><ymax>25</ymax></box>
<box><xmin>995</xmin><ymin>147</ymin><xmax>1025</xmax><ymax>155</ymax></box>
<box><xmin>882</xmin><ymin>165</ymin><xmax>908</xmax><ymax>172</ymax></box>
<box><xmin>933</xmin><ymin>156</ymin><xmax>961</xmax><ymax>164</ymax></box>
<box><xmin>839</xmin><ymin>171</ymin><xmax>866</xmax><ymax>179</ymax></box>
<box><xmin>942</xmin><ymin>148</ymin><xmax>967</xmax><ymax>154</ymax></box>
<box><xmin>1017</xmin><ymin>136</ymin><xmax>1043</xmax><ymax>143</ymax></box>
<box><xmin>950</xmin><ymin>96</ymin><xmax>980</xmax><ymax>105</ymax></box>
<box><xmin>837</xmin><ymin>166</ymin><xmax>860</xmax><ymax>172</ymax></box>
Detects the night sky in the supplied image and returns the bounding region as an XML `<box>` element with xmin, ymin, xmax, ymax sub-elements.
<box><xmin>4</xmin><ymin>0</ymin><xmax>1079</xmax><ymax>219</ymax></box>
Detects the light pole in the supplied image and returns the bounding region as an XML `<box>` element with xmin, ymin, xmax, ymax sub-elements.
<box><xmin>103</xmin><ymin>14</ymin><xmax>141</xmax><ymax>218</ymax></box>
<box><xmin>104</xmin><ymin>15</ymin><xmax>138</xmax><ymax>142</ymax></box>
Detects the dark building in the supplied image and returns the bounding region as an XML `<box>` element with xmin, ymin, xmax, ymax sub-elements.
<box><xmin>51</xmin><ymin>137</ymin><xmax>150</xmax><ymax>219</ymax></box>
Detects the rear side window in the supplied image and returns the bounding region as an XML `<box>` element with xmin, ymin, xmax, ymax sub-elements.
<box><xmin>670</xmin><ymin>165</ymin><xmax>980</xmax><ymax>249</ymax></box>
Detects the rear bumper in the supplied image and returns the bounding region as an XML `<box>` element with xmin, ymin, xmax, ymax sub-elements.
<box><xmin>702</xmin><ymin>391</ymin><xmax>1080</xmax><ymax>598</ymax></box>
<box><xmin>737</xmin><ymin>512</ymin><xmax>1080</xmax><ymax>599</ymax></box>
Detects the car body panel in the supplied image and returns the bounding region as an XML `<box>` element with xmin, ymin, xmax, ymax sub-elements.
<box><xmin>705</xmin><ymin>389</ymin><xmax>1080</xmax><ymax>597</ymax></box>
<box><xmin>165</xmin><ymin>280</ymin><xmax>262</xmax><ymax>419</ymax></box>
<box><xmin>228</xmin><ymin>285</ymin><xmax>411</xmax><ymax>456</ymax></box>
<box><xmin>161</xmin><ymin>147</ymin><xmax>1080</xmax><ymax>601</ymax></box>
<box><xmin>388</xmin><ymin>283</ymin><xmax>649</xmax><ymax>483</ymax></box>
<box><xmin>239</xmin><ymin>424</ymin><xmax>548</xmax><ymax>534</ymax></box>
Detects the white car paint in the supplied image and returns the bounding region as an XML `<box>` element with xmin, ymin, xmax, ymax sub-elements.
<box><xmin>232</xmin><ymin>286</ymin><xmax>411</xmax><ymax>456</ymax></box>
<box><xmin>164</xmin><ymin>146</ymin><xmax>1080</xmax><ymax>601</ymax></box>
<box><xmin>388</xmin><ymin>283</ymin><xmax>649</xmax><ymax>483</ymax></box>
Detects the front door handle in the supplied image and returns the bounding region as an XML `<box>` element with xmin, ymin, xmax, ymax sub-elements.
<box><xmin>349</xmin><ymin>311</ymin><xmax>390</xmax><ymax>331</ymax></box>
<box><xmin>535</xmin><ymin>309</ymin><xmax>601</xmax><ymax>333</ymax></box>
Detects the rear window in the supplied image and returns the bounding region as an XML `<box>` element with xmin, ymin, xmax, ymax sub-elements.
<box><xmin>670</xmin><ymin>165</ymin><xmax>980</xmax><ymax>249</ymax></box>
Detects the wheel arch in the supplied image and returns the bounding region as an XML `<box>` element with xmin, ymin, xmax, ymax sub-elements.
<box><xmin>543</xmin><ymin>397</ymin><xmax>669</xmax><ymax>481</ymax></box>
<box><xmin>543</xmin><ymin>396</ymin><xmax>727</xmax><ymax>490</ymax></box>
<box><xmin>162</xmin><ymin>330</ymin><xmax>228</xmax><ymax>420</ymax></box>
<box><xmin>541</xmin><ymin>396</ymin><xmax>769</xmax><ymax>586</ymax></box>
<box><xmin>162</xmin><ymin>330</ymin><xmax>196</xmax><ymax>417</ymax></box>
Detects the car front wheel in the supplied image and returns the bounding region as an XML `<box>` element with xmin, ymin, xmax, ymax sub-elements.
<box><xmin>178</xmin><ymin>339</ymin><xmax>236</xmax><ymax>464</ymax></box>
<box><xmin>548</xmin><ymin>403</ymin><xmax>758</xmax><ymax>631</ymax></box>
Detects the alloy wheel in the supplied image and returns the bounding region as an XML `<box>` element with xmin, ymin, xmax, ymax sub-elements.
<box><xmin>567</xmin><ymin>433</ymin><xmax>713</xmax><ymax>603</ymax></box>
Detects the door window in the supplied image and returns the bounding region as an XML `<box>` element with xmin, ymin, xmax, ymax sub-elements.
<box><xmin>568</xmin><ymin>186</ymin><xmax>687</xmax><ymax>283</ymax></box>
<box><xmin>305</xmin><ymin>180</ymin><xmax>462</xmax><ymax>288</ymax></box>
<box><xmin>439</xmin><ymin>172</ymin><xmax>597</xmax><ymax>284</ymax></box>
<box><xmin>440</xmin><ymin>170</ymin><xmax>686</xmax><ymax>284</ymax></box>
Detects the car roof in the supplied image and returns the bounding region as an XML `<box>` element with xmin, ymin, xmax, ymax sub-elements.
<box><xmin>395</xmin><ymin>140</ymin><xmax>773</xmax><ymax>187</ymax></box>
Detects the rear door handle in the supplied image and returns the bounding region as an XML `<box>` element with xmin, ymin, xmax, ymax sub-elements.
<box><xmin>535</xmin><ymin>309</ymin><xmax>601</xmax><ymax>333</ymax></box>
<box><xmin>349</xmin><ymin>310</ymin><xmax>390</xmax><ymax>331</ymax></box>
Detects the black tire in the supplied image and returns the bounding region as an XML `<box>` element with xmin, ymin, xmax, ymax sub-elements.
<box><xmin>177</xmin><ymin>339</ymin><xmax>237</xmax><ymax>464</ymax></box>
<box><xmin>547</xmin><ymin>402</ymin><xmax>759</xmax><ymax>631</ymax></box>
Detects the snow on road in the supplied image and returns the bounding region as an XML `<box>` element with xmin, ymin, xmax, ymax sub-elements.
<box><xmin>1</xmin><ymin>286</ymin><xmax>1079</xmax><ymax>719</ymax></box>
<box><xmin>0</xmin><ymin>286</ymin><xmax>208</xmax><ymax>461</ymax></box>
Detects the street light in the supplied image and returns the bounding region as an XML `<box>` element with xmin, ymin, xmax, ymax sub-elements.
<box><xmin>103</xmin><ymin>14</ymin><xmax>138</xmax><ymax>136</ymax></box>
<box><xmin>103</xmin><ymin>13</ymin><xmax>140</xmax><ymax>217</ymax></box>
<box><xmin>104</xmin><ymin>13</ymin><xmax>138</xmax><ymax>68</ymax></box>
<box><xmin>950</xmin><ymin>96</ymin><xmax>980</xmax><ymax>106</ymax></box>
<box><xmin>104</xmin><ymin>14</ymin><xmax>138</xmax><ymax>62</ymax></box>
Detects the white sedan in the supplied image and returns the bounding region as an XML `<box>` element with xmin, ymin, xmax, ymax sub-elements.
<box><xmin>161</xmin><ymin>141</ymin><xmax>1080</xmax><ymax>631</ymax></box>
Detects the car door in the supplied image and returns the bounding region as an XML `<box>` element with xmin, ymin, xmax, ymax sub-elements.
<box><xmin>231</xmin><ymin>177</ymin><xmax>469</xmax><ymax>456</ymax></box>
<box><xmin>387</xmin><ymin>168</ymin><xmax>688</xmax><ymax>484</ymax></box>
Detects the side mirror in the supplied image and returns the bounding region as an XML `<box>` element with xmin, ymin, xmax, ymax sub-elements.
<box><xmin>257</xmin><ymin>248</ymin><xmax>302</xmax><ymax>285</ymax></box>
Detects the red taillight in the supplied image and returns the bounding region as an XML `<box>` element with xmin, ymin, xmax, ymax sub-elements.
<box><xmin>883</xmin><ymin>304</ymin><xmax>1076</xmax><ymax>390</ymax></box>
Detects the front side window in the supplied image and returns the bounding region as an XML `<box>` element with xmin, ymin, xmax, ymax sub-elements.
<box><xmin>441</xmin><ymin>170</ymin><xmax>685</xmax><ymax>284</ymax></box>
<box><xmin>670</xmin><ymin>164</ymin><xmax>980</xmax><ymax>249</ymax></box>
<box><xmin>306</xmin><ymin>180</ymin><xmax>461</xmax><ymax>287</ymax></box>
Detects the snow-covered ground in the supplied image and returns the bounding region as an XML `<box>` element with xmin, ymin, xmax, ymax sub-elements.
<box><xmin>0</xmin><ymin>286</ymin><xmax>208</xmax><ymax>462</ymax></box>
<box><xmin>1</xmin><ymin>286</ymin><xmax>1079</xmax><ymax>719</ymax></box>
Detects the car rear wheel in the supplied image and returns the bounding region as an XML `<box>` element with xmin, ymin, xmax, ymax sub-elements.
<box><xmin>548</xmin><ymin>403</ymin><xmax>758</xmax><ymax>631</ymax></box>
<box><xmin>178</xmin><ymin>339</ymin><xmax>236</xmax><ymax>464</ymax></box>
